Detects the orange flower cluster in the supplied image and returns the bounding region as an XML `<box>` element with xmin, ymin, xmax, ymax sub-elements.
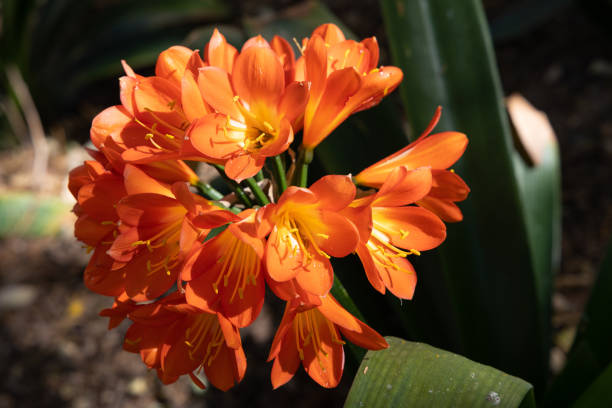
<box><xmin>69</xmin><ymin>24</ymin><xmax>469</xmax><ymax>391</ymax></box>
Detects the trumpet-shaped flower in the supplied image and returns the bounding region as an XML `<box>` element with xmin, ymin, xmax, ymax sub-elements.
<box><xmin>348</xmin><ymin>167</ymin><xmax>447</xmax><ymax>299</ymax></box>
<box><xmin>69</xmin><ymin>159</ymin><xmax>128</xmax><ymax>297</ymax></box>
<box><xmin>107</xmin><ymin>165</ymin><xmax>236</xmax><ymax>300</ymax></box>
<box><xmin>123</xmin><ymin>293</ymin><xmax>246</xmax><ymax>390</ymax></box>
<box><xmin>296</xmin><ymin>23</ymin><xmax>403</xmax><ymax>149</ymax></box>
<box><xmin>268</xmin><ymin>295</ymin><xmax>387</xmax><ymax>388</ymax></box>
<box><xmin>355</xmin><ymin>107</ymin><xmax>470</xmax><ymax>222</ymax></box>
<box><xmin>183</xmin><ymin>209</ymin><xmax>266</xmax><ymax>328</ymax></box>
<box><xmin>188</xmin><ymin>36</ymin><xmax>308</xmax><ymax>181</ymax></box>
<box><xmin>261</xmin><ymin>175</ymin><xmax>360</xmax><ymax>305</ymax></box>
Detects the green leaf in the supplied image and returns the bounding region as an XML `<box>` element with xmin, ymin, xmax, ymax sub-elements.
<box><xmin>572</xmin><ymin>362</ymin><xmax>612</xmax><ymax>408</ymax></box>
<box><xmin>380</xmin><ymin>0</ymin><xmax>555</xmax><ymax>389</ymax></box>
<box><xmin>545</xmin><ymin>237</ymin><xmax>612</xmax><ymax>406</ymax></box>
<box><xmin>345</xmin><ymin>337</ymin><xmax>535</xmax><ymax>408</ymax></box>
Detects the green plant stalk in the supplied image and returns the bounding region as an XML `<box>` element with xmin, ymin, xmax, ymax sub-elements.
<box><xmin>272</xmin><ymin>155</ymin><xmax>288</xmax><ymax>193</ymax></box>
<box><xmin>244</xmin><ymin>177</ymin><xmax>270</xmax><ymax>206</ymax></box>
<box><xmin>293</xmin><ymin>147</ymin><xmax>313</xmax><ymax>187</ymax></box>
<box><xmin>193</xmin><ymin>180</ymin><xmax>224</xmax><ymax>201</ymax></box>
<box><xmin>212</xmin><ymin>164</ymin><xmax>253</xmax><ymax>208</ymax></box>
<box><xmin>254</xmin><ymin>170</ymin><xmax>264</xmax><ymax>182</ymax></box>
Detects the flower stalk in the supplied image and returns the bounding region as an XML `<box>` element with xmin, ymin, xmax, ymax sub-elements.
<box><xmin>271</xmin><ymin>155</ymin><xmax>288</xmax><ymax>194</ymax></box>
<box><xmin>293</xmin><ymin>147</ymin><xmax>313</xmax><ymax>187</ymax></box>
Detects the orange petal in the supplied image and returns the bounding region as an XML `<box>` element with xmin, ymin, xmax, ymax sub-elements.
<box><xmin>310</xmin><ymin>174</ymin><xmax>355</xmax><ymax>211</ymax></box>
<box><xmin>302</xmin><ymin>313</ymin><xmax>344</xmax><ymax>388</ymax></box>
<box><xmin>372</xmin><ymin>206</ymin><xmax>446</xmax><ymax>251</ymax></box>
<box><xmin>155</xmin><ymin>45</ymin><xmax>193</xmax><ymax>86</ymax></box>
<box><xmin>204</xmin><ymin>342</ymin><xmax>245</xmax><ymax>391</ymax></box>
<box><xmin>311</xmin><ymin>23</ymin><xmax>346</xmax><ymax>46</ymax></box>
<box><xmin>318</xmin><ymin>295</ymin><xmax>361</xmax><ymax>331</ymax></box>
<box><xmin>304</xmin><ymin>35</ymin><xmax>327</xmax><ymax>109</ymax></box>
<box><xmin>132</xmin><ymin>77</ymin><xmax>184</xmax><ymax>131</ymax></box>
<box><xmin>276</xmin><ymin>186</ymin><xmax>318</xmax><ymax>208</ymax></box>
<box><xmin>355</xmin><ymin>242</ymin><xmax>386</xmax><ymax>294</ymax></box>
<box><xmin>119</xmin><ymin>76</ymin><xmax>137</xmax><ymax>115</ymax></box>
<box><xmin>356</xmin><ymin>131</ymin><xmax>468</xmax><ymax>188</ymax></box>
<box><xmin>225</xmin><ymin>153</ymin><xmax>264</xmax><ymax>182</ymax></box>
<box><xmin>84</xmin><ymin>247</ymin><xmax>125</xmax><ymax>297</ymax></box>
<box><xmin>90</xmin><ymin>105</ymin><xmax>133</xmax><ymax>150</ymax></box>
<box><xmin>327</xmin><ymin>40</ymin><xmax>371</xmax><ymax>74</ymax></box>
<box><xmin>271</xmin><ymin>35</ymin><xmax>296</xmax><ymax>85</ymax></box>
<box><xmin>74</xmin><ymin>214</ymin><xmax>115</xmax><ymax>246</ymax></box>
<box><xmin>123</xmin><ymin>164</ymin><xmax>173</xmax><ymax>197</ymax></box>
<box><xmin>188</xmin><ymin>113</ymin><xmax>243</xmax><ymax>160</ymax></box>
<box><xmin>265</xmin><ymin>227</ymin><xmax>301</xmax><ymax>282</ymax></box>
<box><xmin>205</xmin><ymin>28</ymin><xmax>238</xmax><ymax>72</ymax></box>
<box><xmin>231</xmin><ymin>42</ymin><xmax>285</xmax><ymax>116</ymax></box>
<box><xmin>317</xmin><ymin>210</ymin><xmax>360</xmax><ymax>257</ymax></box>
<box><xmin>294</xmin><ymin>254</ymin><xmax>334</xmax><ymax>296</ymax></box>
<box><xmin>271</xmin><ymin>333</ymin><xmax>300</xmax><ymax>388</ymax></box>
<box><xmin>338</xmin><ymin>319</ymin><xmax>388</xmax><ymax>350</ymax></box>
<box><xmin>77</xmin><ymin>177</ymin><xmax>126</xmax><ymax>221</ymax></box>
<box><xmin>361</xmin><ymin>37</ymin><xmax>379</xmax><ymax>70</ymax></box>
<box><xmin>278</xmin><ymin>81</ymin><xmax>309</xmax><ymax>129</ymax></box>
<box><xmin>116</xmin><ymin>194</ymin><xmax>184</xmax><ymax>227</ymax></box>
<box><xmin>429</xmin><ymin>169</ymin><xmax>470</xmax><ymax>201</ymax></box>
<box><xmin>417</xmin><ymin>196</ymin><xmax>464</xmax><ymax>223</ymax></box>
<box><xmin>303</xmin><ymin>67</ymin><xmax>361</xmax><ymax>148</ymax></box>
<box><xmin>373</xmin><ymin>166</ymin><xmax>432</xmax><ymax>207</ymax></box>
<box><xmin>348</xmin><ymin>65</ymin><xmax>403</xmax><ymax>113</ymax></box>
<box><xmin>181</xmin><ymin>51</ymin><xmax>209</xmax><ymax>122</ymax></box>
<box><xmin>197</xmin><ymin>67</ymin><xmax>243</xmax><ymax>120</ymax></box>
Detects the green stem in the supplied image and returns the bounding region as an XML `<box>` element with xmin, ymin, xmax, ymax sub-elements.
<box><xmin>331</xmin><ymin>276</ymin><xmax>366</xmax><ymax>361</ymax></box>
<box><xmin>213</xmin><ymin>164</ymin><xmax>253</xmax><ymax>208</ymax></box>
<box><xmin>193</xmin><ymin>181</ymin><xmax>224</xmax><ymax>201</ymax></box>
<box><xmin>292</xmin><ymin>147</ymin><xmax>313</xmax><ymax>187</ymax></box>
<box><xmin>272</xmin><ymin>155</ymin><xmax>288</xmax><ymax>193</ymax></box>
<box><xmin>254</xmin><ymin>170</ymin><xmax>264</xmax><ymax>182</ymax></box>
<box><xmin>244</xmin><ymin>177</ymin><xmax>270</xmax><ymax>206</ymax></box>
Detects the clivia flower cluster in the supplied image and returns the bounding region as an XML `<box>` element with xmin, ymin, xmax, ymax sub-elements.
<box><xmin>68</xmin><ymin>23</ymin><xmax>469</xmax><ymax>391</ymax></box>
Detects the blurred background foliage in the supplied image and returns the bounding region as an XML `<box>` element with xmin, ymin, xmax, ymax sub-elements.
<box><xmin>0</xmin><ymin>0</ymin><xmax>611</xmax><ymax>407</ymax></box>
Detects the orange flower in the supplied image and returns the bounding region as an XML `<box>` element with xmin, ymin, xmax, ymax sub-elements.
<box><xmin>346</xmin><ymin>167</ymin><xmax>447</xmax><ymax>299</ymax></box>
<box><xmin>296</xmin><ymin>23</ymin><xmax>403</xmax><ymax>149</ymax></box>
<box><xmin>107</xmin><ymin>165</ymin><xmax>236</xmax><ymax>300</ymax></box>
<box><xmin>183</xmin><ymin>209</ymin><xmax>266</xmax><ymax>328</ymax></box>
<box><xmin>123</xmin><ymin>293</ymin><xmax>246</xmax><ymax>391</ymax></box>
<box><xmin>69</xmin><ymin>157</ymin><xmax>135</xmax><ymax>297</ymax></box>
<box><xmin>354</xmin><ymin>107</ymin><xmax>470</xmax><ymax>222</ymax></box>
<box><xmin>188</xmin><ymin>36</ymin><xmax>308</xmax><ymax>181</ymax></box>
<box><xmin>268</xmin><ymin>295</ymin><xmax>387</xmax><ymax>388</ymax></box>
<box><xmin>261</xmin><ymin>175</ymin><xmax>360</xmax><ymax>305</ymax></box>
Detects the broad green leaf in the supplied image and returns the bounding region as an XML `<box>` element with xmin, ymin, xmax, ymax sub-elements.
<box><xmin>0</xmin><ymin>193</ymin><xmax>73</xmax><ymax>237</ymax></box>
<box><xmin>380</xmin><ymin>0</ymin><xmax>554</xmax><ymax>389</ymax></box>
<box><xmin>572</xmin><ymin>362</ymin><xmax>612</xmax><ymax>408</ymax></box>
<box><xmin>544</xmin><ymin>237</ymin><xmax>612</xmax><ymax>406</ymax></box>
<box><xmin>345</xmin><ymin>337</ymin><xmax>535</xmax><ymax>408</ymax></box>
